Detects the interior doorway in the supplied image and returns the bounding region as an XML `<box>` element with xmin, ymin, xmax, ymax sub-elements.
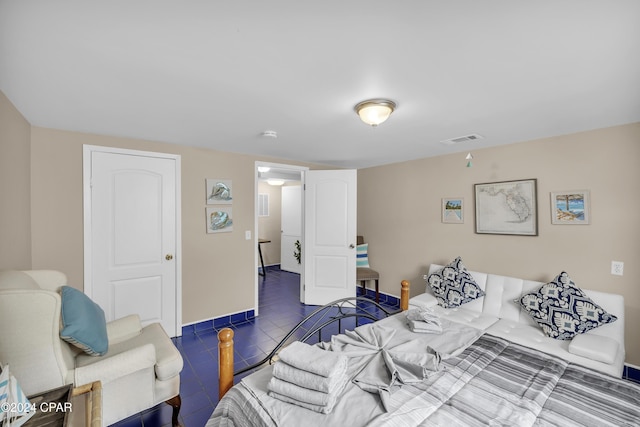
<box><xmin>280</xmin><ymin>185</ymin><xmax>302</xmax><ymax>274</ymax></box>
<box><xmin>254</xmin><ymin>162</ymin><xmax>307</xmax><ymax>314</ymax></box>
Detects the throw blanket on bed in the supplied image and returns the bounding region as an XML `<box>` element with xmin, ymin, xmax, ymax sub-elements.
<box><xmin>321</xmin><ymin>324</ymin><xmax>443</xmax><ymax>409</ymax></box>
<box><xmin>366</xmin><ymin>334</ymin><xmax>640</xmax><ymax>427</ymax></box>
<box><xmin>208</xmin><ymin>316</ymin><xmax>640</xmax><ymax>427</ymax></box>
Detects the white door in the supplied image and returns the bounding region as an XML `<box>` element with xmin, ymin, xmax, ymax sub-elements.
<box><xmin>280</xmin><ymin>185</ymin><xmax>302</xmax><ymax>274</ymax></box>
<box><xmin>83</xmin><ymin>146</ymin><xmax>181</xmax><ymax>337</ymax></box>
<box><xmin>303</xmin><ymin>169</ymin><xmax>357</xmax><ymax>305</ymax></box>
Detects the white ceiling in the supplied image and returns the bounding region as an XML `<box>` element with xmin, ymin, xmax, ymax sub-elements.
<box><xmin>1</xmin><ymin>1</ymin><xmax>639</xmax><ymax>169</ymax></box>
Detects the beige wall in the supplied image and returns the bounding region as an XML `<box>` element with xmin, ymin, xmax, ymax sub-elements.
<box><xmin>357</xmin><ymin>122</ymin><xmax>640</xmax><ymax>365</ymax></box>
<box><xmin>0</xmin><ymin>91</ymin><xmax>31</xmax><ymax>269</ymax></box>
<box><xmin>27</xmin><ymin>127</ymin><xmax>320</xmax><ymax>326</ymax></box>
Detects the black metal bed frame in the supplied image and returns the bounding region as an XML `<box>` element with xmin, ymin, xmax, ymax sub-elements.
<box><xmin>234</xmin><ymin>296</ymin><xmax>400</xmax><ymax>376</ymax></box>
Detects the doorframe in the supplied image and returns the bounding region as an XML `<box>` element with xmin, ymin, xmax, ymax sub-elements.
<box><xmin>82</xmin><ymin>145</ymin><xmax>183</xmax><ymax>336</ymax></box>
<box><xmin>254</xmin><ymin>161</ymin><xmax>308</xmax><ymax>315</ymax></box>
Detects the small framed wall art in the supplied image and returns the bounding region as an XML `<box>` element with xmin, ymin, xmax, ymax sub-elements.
<box><xmin>206</xmin><ymin>207</ymin><xmax>233</xmax><ymax>233</ymax></box>
<box><xmin>442</xmin><ymin>198</ymin><xmax>464</xmax><ymax>223</ymax></box>
<box><xmin>550</xmin><ymin>190</ymin><xmax>590</xmax><ymax>225</ymax></box>
<box><xmin>206</xmin><ymin>179</ymin><xmax>233</xmax><ymax>205</ymax></box>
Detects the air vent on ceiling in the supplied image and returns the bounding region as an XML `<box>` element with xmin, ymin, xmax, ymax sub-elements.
<box><xmin>440</xmin><ymin>134</ymin><xmax>484</xmax><ymax>145</ymax></box>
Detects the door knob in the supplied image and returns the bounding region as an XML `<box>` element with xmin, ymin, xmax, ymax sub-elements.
<box><xmin>349</xmin><ymin>244</ymin><xmax>355</xmax><ymax>249</ymax></box>
<box><xmin>165</xmin><ymin>254</ymin><xmax>174</xmax><ymax>261</ymax></box>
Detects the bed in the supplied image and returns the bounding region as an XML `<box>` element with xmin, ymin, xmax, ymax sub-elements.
<box><xmin>208</xmin><ymin>280</ymin><xmax>640</xmax><ymax>427</ymax></box>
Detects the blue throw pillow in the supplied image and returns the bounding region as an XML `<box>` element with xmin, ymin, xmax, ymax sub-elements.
<box><xmin>60</xmin><ymin>286</ymin><xmax>109</xmax><ymax>356</ymax></box>
<box><xmin>427</xmin><ymin>257</ymin><xmax>485</xmax><ymax>308</ymax></box>
<box><xmin>357</xmin><ymin>243</ymin><xmax>370</xmax><ymax>268</ymax></box>
<box><xmin>518</xmin><ymin>271</ymin><xmax>617</xmax><ymax>340</ymax></box>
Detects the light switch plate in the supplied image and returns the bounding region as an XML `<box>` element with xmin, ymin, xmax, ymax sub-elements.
<box><xmin>245</xmin><ymin>230</ymin><xmax>251</xmax><ymax>240</ymax></box>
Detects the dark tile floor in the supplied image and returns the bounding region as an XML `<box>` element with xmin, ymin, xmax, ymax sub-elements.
<box><xmin>111</xmin><ymin>266</ymin><xmax>394</xmax><ymax>427</ymax></box>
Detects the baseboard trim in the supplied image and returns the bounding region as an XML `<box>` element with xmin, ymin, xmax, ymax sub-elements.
<box><xmin>182</xmin><ymin>309</ymin><xmax>256</xmax><ymax>335</ymax></box>
<box><xmin>624</xmin><ymin>364</ymin><xmax>640</xmax><ymax>382</ymax></box>
<box><xmin>183</xmin><ymin>288</ymin><xmax>400</xmax><ymax>336</ymax></box>
<box><xmin>357</xmin><ymin>288</ymin><xmax>401</xmax><ymax>309</ymax></box>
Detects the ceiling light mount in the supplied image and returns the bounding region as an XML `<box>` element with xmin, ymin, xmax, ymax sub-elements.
<box><xmin>354</xmin><ymin>99</ymin><xmax>396</xmax><ymax>126</ymax></box>
<box><xmin>261</xmin><ymin>130</ymin><xmax>278</xmax><ymax>138</ymax></box>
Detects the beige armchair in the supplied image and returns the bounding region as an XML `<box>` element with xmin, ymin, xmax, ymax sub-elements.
<box><xmin>0</xmin><ymin>270</ymin><xmax>183</xmax><ymax>426</ymax></box>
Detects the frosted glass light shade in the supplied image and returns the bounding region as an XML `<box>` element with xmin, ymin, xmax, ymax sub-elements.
<box><xmin>354</xmin><ymin>99</ymin><xmax>396</xmax><ymax>126</ymax></box>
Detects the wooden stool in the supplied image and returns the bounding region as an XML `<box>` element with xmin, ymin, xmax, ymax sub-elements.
<box><xmin>357</xmin><ymin>267</ymin><xmax>379</xmax><ymax>303</ymax></box>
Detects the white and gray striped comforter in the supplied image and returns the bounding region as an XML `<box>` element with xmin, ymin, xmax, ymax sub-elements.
<box><xmin>208</xmin><ymin>319</ymin><xmax>640</xmax><ymax>427</ymax></box>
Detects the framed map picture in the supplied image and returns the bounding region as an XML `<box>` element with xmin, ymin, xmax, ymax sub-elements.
<box><xmin>551</xmin><ymin>190</ymin><xmax>590</xmax><ymax>225</ymax></box>
<box><xmin>474</xmin><ymin>179</ymin><xmax>538</xmax><ymax>236</ymax></box>
<box><xmin>442</xmin><ymin>198</ymin><xmax>464</xmax><ymax>223</ymax></box>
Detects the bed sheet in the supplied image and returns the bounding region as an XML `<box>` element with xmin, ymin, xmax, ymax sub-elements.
<box><xmin>208</xmin><ymin>314</ymin><xmax>640</xmax><ymax>427</ymax></box>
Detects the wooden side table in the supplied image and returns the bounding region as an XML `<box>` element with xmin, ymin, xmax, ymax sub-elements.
<box><xmin>24</xmin><ymin>381</ymin><xmax>102</xmax><ymax>427</ymax></box>
<box><xmin>258</xmin><ymin>238</ymin><xmax>271</xmax><ymax>277</ymax></box>
<box><xmin>69</xmin><ymin>381</ymin><xmax>102</xmax><ymax>427</ymax></box>
<box><xmin>24</xmin><ymin>384</ymin><xmax>72</xmax><ymax>426</ymax></box>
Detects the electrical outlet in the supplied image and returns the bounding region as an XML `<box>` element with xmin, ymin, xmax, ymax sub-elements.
<box><xmin>611</xmin><ymin>261</ymin><xmax>624</xmax><ymax>276</ymax></box>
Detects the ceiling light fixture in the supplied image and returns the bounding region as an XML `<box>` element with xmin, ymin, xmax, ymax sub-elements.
<box><xmin>354</xmin><ymin>99</ymin><xmax>396</xmax><ymax>126</ymax></box>
<box><xmin>261</xmin><ymin>130</ymin><xmax>278</xmax><ymax>138</ymax></box>
<box><xmin>257</xmin><ymin>166</ymin><xmax>271</xmax><ymax>173</ymax></box>
<box><xmin>266</xmin><ymin>179</ymin><xmax>285</xmax><ymax>186</ymax></box>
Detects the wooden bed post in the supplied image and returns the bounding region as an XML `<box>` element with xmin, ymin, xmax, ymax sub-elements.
<box><xmin>400</xmin><ymin>280</ymin><xmax>410</xmax><ymax>311</ymax></box>
<box><xmin>218</xmin><ymin>328</ymin><xmax>234</xmax><ymax>399</ymax></box>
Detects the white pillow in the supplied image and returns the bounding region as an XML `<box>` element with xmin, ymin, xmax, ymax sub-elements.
<box><xmin>409</xmin><ymin>293</ymin><xmax>438</xmax><ymax>310</ymax></box>
<box><xmin>568</xmin><ymin>333</ymin><xmax>618</xmax><ymax>365</ymax></box>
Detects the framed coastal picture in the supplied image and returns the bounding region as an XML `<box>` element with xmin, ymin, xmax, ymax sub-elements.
<box><xmin>474</xmin><ymin>178</ymin><xmax>538</xmax><ymax>236</ymax></box>
<box><xmin>442</xmin><ymin>198</ymin><xmax>464</xmax><ymax>223</ymax></box>
<box><xmin>551</xmin><ymin>190</ymin><xmax>590</xmax><ymax>225</ymax></box>
<box><xmin>206</xmin><ymin>207</ymin><xmax>233</xmax><ymax>233</ymax></box>
<box><xmin>206</xmin><ymin>179</ymin><xmax>233</xmax><ymax>205</ymax></box>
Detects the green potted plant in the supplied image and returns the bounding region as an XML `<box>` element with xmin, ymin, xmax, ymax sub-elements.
<box><xmin>294</xmin><ymin>240</ymin><xmax>301</xmax><ymax>264</ymax></box>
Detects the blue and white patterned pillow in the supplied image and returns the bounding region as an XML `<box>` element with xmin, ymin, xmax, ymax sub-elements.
<box><xmin>518</xmin><ymin>271</ymin><xmax>617</xmax><ymax>340</ymax></box>
<box><xmin>427</xmin><ymin>257</ymin><xmax>485</xmax><ymax>308</ymax></box>
<box><xmin>356</xmin><ymin>244</ymin><xmax>370</xmax><ymax>268</ymax></box>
